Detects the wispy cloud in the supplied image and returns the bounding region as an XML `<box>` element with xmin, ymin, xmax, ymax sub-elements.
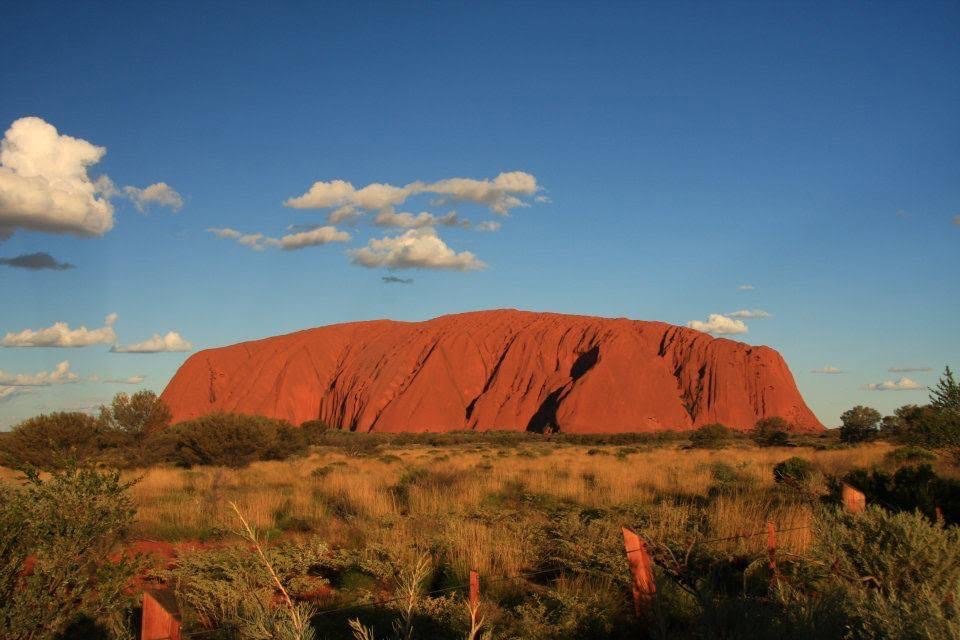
<box><xmin>888</xmin><ymin>366</ymin><xmax>931</xmax><ymax>373</ymax></box>
<box><xmin>111</xmin><ymin>331</ymin><xmax>192</xmax><ymax>353</ymax></box>
<box><xmin>103</xmin><ymin>374</ymin><xmax>146</xmax><ymax>384</ymax></box>
<box><xmin>864</xmin><ymin>377</ymin><xmax>923</xmax><ymax>391</ymax></box>
<box><xmin>382</xmin><ymin>275</ymin><xmax>414</xmax><ymax>284</ymax></box>
<box><xmin>2</xmin><ymin>313</ymin><xmax>117</xmax><ymax>347</ymax></box>
<box><xmin>811</xmin><ymin>366</ymin><xmax>844</xmax><ymax>374</ymax></box>
<box><xmin>350</xmin><ymin>227</ymin><xmax>485</xmax><ymax>271</ymax></box>
<box><xmin>687</xmin><ymin>314</ymin><xmax>748</xmax><ymax>335</ymax></box>
<box><xmin>208</xmin><ymin>226</ymin><xmax>351</xmax><ymax>251</ymax></box>
<box><xmin>475</xmin><ymin>221</ymin><xmax>501</xmax><ymax>232</ymax></box>
<box><xmin>728</xmin><ymin>309</ymin><xmax>771</xmax><ymax>319</ymax></box>
<box><xmin>0</xmin><ymin>252</ymin><xmax>74</xmax><ymax>270</ymax></box>
<box><xmin>737</xmin><ymin>284</ymin><xmax>755</xmax><ymax>291</ymax></box>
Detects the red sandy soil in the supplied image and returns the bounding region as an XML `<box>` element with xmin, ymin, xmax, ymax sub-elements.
<box><xmin>162</xmin><ymin>309</ymin><xmax>823</xmax><ymax>433</ymax></box>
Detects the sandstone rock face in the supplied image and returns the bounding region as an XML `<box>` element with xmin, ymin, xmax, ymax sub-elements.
<box><xmin>161</xmin><ymin>310</ymin><xmax>823</xmax><ymax>433</ymax></box>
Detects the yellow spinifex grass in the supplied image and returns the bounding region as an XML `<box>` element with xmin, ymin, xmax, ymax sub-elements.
<box><xmin>113</xmin><ymin>441</ymin><xmax>911</xmax><ymax>560</ymax></box>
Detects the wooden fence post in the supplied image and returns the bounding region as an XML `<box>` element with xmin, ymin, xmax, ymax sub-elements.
<box><xmin>469</xmin><ymin>569</ymin><xmax>480</xmax><ymax>611</ymax></box>
<box><xmin>621</xmin><ymin>527</ymin><xmax>656</xmax><ymax>618</ymax></box>
<box><xmin>141</xmin><ymin>590</ymin><xmax>182</xmax><ymax>640</ymax></box>
<box><xmin>766</xmin><ymin>521</ymin><xmax>780</xmax><ymax>586</ymax></box>
<box><xmin>841</xmin><ymin>484</ymin><xmax>866</xmax><ymax>514</ymax></box>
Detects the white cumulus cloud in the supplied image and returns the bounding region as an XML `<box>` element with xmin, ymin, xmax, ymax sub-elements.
<box><xmin>728</xmin><ymin>309</ymin><xmax>771</xmax><ymax>319</ymax></box>
<box><xmin>0</xmin><ymin>360</ymin><xmax>79</xmax><ymax>386</ymax></box>
<box><xmin>124</xmin><ymin>182</ymin><xmax>183</xmax><ymax>212</ymax></box>
<box><xmin>687</xmin><ymin>314</ymin><xmax>748</xmax><ymax>336</ymax></box>
<box><xmin>208</xmin><ymin>226</ymin><xmax>350</xmax><ymax>251</ymax></box>
<box><xmin>0</xmin><ymin>116</ymin><xmax>114</xmax><ymax>238</ymax></box>
<box><xmin>285</xmin><ymin>171</ymin><xmax>540</xmax><ymax>216</ymax></box>
<box><xmin>864</xmin><ymin>377</ymin><xmax>923</xmax><ymax>391</ymax></box>
<box><xmin>111</xmin><ymin>331</ymin><xmax>193</xmax><ymax>353</ymax></box>
<box><xmin>811</xmin><ymin>366</ymin><xmax>844</xmax><ymax>374</ymax></box>
<box><xmin>350</xmin><ymin>227</ymin><xmax>485</xmax><ymax>271</ymax></box>
<box><xmin>2</xmin><ymin>313</ymin><xmax>118</xmax><ymax>347</ymax></box>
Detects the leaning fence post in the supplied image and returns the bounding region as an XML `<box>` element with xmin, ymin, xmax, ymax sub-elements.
<box><xmin>141</xmin><ymin>590</ymin><xmax>182</xmax><ymax>640</ymax></box>
<box><xmin>841</xmin><ymin>483</ymin><xmax>866</xmax><ymax>514</ymax></box>
<box><xmin>621</xmin><ymin>527</ymin><xmax>656</xmax><ymax>618</ymax></box>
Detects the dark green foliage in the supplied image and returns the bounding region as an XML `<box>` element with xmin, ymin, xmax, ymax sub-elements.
<box><xmin>751</xmin><ymin>417</ymin><xmax>791</xmax><ymax>447</ymax></box>
<box><xmin>811</xmin><ymin>507</ymin><xmax>960</xmax><ymax>638</ymax></box>
<box><xmin>884</xmin><ymin>445</ymin><xmax>936</xmax><ymax>464</ymax></box>
<box><xmin>839</xmin><ymin>405</ymin><xmax>881</xmax><ymax>443</ymax></box>
<box><xmin>930</xmin><ymin>365</ymin><xmax>960</xmax><ymax>413</ymax></box>
<box><xmin>841</xmin><ymin>464</ymin><xmax>960</xmax><ymax>525</ymax></box>
<box><xmin>98</xmin><ymin>390</ymin><xmax>171</xmax><ymax>440</ymax></box>
<box><xmin>0</xmin><ymin>411</ymin><xmax>106</xmax><ymax>469</ymax></box>
<box><xmin>773</xmin><ymin>456</ymin><xmax>816</xmax><ymax>484</ymax></box>
<box><xmin>898</xmin><ymin>405</ymin><xmax>960</xmax><ymax>447</ymax></box>
<box><xmin>689</xmin><ymin>423</ymin><xmax>734</xmax><ymax>449</ymax></box>
<box><xmin>0</xmin><ymin>466</ymin><xmax>139</xmax><ymax>640</ymax></box>
<box><xmin>148</xmin><ymin>413</ymin><xmax>309</xmax><ymax>468</ymax></box>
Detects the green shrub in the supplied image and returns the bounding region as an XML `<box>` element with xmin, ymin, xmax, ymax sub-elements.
<box><xmin>148</xmin><ymin>413</ymin><xmax>309</xmax><ymax>468</ymax></box>
<box><xmin>811</xmin><ymin>507</ymin><xmax>960</xmax><ymax>638</ymax></box>
<box><xmin>0</xmin><ymin>411</ymin><xmax>108</xmax><ymax>470</ymax></box>
<box><xmin>751</xmin><ymin>417</ymin><xmax>791</xmax><ymax>447</ymax></box>
<box><xmin>773</xmin><ymin>457</ymin><xmax>816</xmax><ymax>484</ymax></box>
<box><xmin>840</xmin><ymin>464</ymin><xmax>960</xmax><ymax>525</ymax></box>
<box><xmin>689</xmin><ymin>423</ymin><xmax>734</xmax><ymax>449</ymax></box>
<box><xmin>884</xmin><ymin>445</ymin><xmax>936</xmax><ymax>464</ymax></box>
<box><xmin>0</xmin><ymin>466</ymin><xmax>139</xmax><ymax>640</ymax></box>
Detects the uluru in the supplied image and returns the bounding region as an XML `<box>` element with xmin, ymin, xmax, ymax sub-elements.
<box><xmin>161</xmin><ymin>310</ymin><xmax>823</xmax><ymax>433</ymax></box>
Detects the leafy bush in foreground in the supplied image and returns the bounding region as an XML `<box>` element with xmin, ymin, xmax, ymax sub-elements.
<box><xmin>0</xmin><ymin>466</ymin><xmax>138</xmax><ymax>640</ymax></box>
<box><xmin>812</xmin><ymin>507</ymin><xmax>960</xmax><ymax>639</ymax></box>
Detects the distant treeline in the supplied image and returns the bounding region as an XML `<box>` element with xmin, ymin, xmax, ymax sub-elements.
<box><xmin>0</xmin><ymin>366</ymin><xmax>957</xmax><ymax>471</ymax></box>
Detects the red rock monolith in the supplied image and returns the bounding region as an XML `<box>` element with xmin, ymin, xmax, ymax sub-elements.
<box><xmin>161</xmin><ymin>310</ymin><xmax>823</xmax><ymax>433</ymax></box>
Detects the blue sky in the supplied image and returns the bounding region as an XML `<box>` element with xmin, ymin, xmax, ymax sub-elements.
<box><xmin>1</xmin><ymin>1</ymin><xmax>957</xmax><ymax>428</ymax></box>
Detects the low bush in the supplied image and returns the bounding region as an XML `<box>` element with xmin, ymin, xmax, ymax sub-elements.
<box><xmin>0</xmin><ymin>412</ymin><xmax>110</xmax><ymax>469</ymax></box>
<box><xmin>147</xmin><ymin>413</ymin><xmax>310</xmax><ymax>468</ymax></box>
<box><xmin>773</xmin><ymin>457</ymin><xmax>816</xmax><ymax>484</ymax></box>
<box><xmin>751</xmin><ymin>417</ymin><xmax>791</xmax><ymax>447</ymax></box>
<box><xmin>689</xmin><ymin>423</ymin><xmax>735</xmax><ymax>449</ymax></box>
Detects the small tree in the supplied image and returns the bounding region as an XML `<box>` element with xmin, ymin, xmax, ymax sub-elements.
<box><xmin>840</xmin><ymin>405</ymin><xmax>881</xmax><ymax>443</ymax></box>
<box><xmin>751</xmin><ymin>416</ymin><xmax>791</xmax><ymax>447</ymax></box>
<box><xmin>930</xmin><ymin>366</ymin><xmax>960</xmax><ymax>413</ymax></box>
<box><xmin>99</xmin><ymin>390</ymin><xmax>172</xmax><ymax>441</ymax></box>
